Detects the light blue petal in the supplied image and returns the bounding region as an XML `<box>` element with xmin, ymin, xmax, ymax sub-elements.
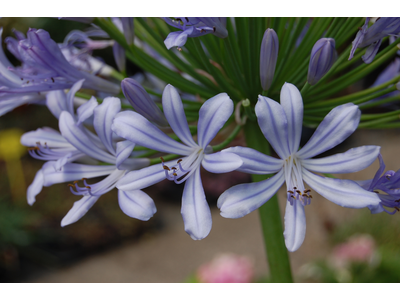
<box><xmin>76</xmin><ymin>96</ymin><xmax>98</xmax><ymax>125</ymax></box>
<box><xmin>21</xmin><ymin>127</ymin><xmax>72</xmax><ymax>148</ymax></box>
<box><xmin>302</xmin><ymin>168</ymin><xmax>380</xmax><ymax>208</ymax></box>
<box><xmin>61</xmin><ymin>195</ymin><xmax>100</xmax><ymax>226</ymax></box>
<box><xmin>181</xmin><ymin>167</ymin><xmax>212</xmax><ymax>240</ymax></box>
<box><xmin>112</xmin><ymin>111</ymin><xmax>192</xmax><ymax>156</ymax></box>
<box><xmin>118</xmin><ymin>190</ymin><xmax>157</xmax><ymax>221</ymax></box>
<box><xmin>218</xmin><ymin>169</ymin><xmax>285</xmax><ymax>218</ymax></box>
<box><xmin>222</xmin><ymin>146</ymin><xmax>283</xmax><ymax>174</ymax></box>
<box><xmin>116</xmin><ymin>164</ymin><xmax>166</xmax><ymax>191</ymax></box>
<box><xmin>197</xmin><ymin>93</ymin><xmax>233</xmax><ymax>149</ymax></box>
<box><xmin>284</xmin><ymin>199</ymin><xmax>306</xmax><ymax>252</ymax></box>
<box><xmin>162</xmin><ymin>84</ymin><xmax>197</xmax><ymax>147</ymax></box>
<box><xmin>59</xmin><ymin>111</ymin><xmax>116</xmax><ymax>163</ymax></box>
<box><xmin>164</xmin><ymin>29</ymin><xmax>191</xmax><ymax>49</ymax></box>
<box><xmin>255</xmin><ymin>95</ymin><xmax>290</xmax><ymax>159</ymax></box>
<box><xmin>362</xmin><ymin>39</ymin><xmax>382</xmax><ymax>64</ymax></box>
<box><xmin>301</xmin><ymin>146</ymin><xmax>380</xmax><ymax>174</ymax></box>
<box><xmin>280</xmin><ymin>83</ymin><xmax>303</xmax><ymax>154</ymax></box>
<box><xmin>93</xmin><ymin>97</ymin><xmax>121</xmax><ymax>155</ymax></box>
<box><xmin>27</xmin><ymin>168</ymin><xmax>44</xmax><ymax>205</ymax></box>
<box><xmin>116</xmin><ymin>140</ymin><xmax>136</xmax><ymax>170</ymax></box>
<box><xmin>66</xmin><ymin>79</ymin><xmax>85</xmax><ymax>115</ymax></box>
<box><xmin>297</xmin><ymin>103</ymin><xmax>360</xmax><ymax>159</ymax></box>
<box><xmin>46</xmin><ymin>90</ymin><xmax>67</xmax><ymax>119</ymax></box>
<box><xmin>202</xmin><ymin>152</ymin><xmax>243</xmax><ymax>173</ymax></box>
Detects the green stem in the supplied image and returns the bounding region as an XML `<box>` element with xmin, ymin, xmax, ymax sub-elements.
<box><xmin>243</xmin><ymin>120</ymin><xmax>293</xmax><ymax>283</ymax></box>
<box><xmin>211</xmin><ymin>125</ymin><xmax>242</xmax><ymax>152</ymax></box>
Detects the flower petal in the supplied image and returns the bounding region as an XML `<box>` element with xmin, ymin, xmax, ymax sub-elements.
<box><xmin>46</xmin><ymin>90</ymin><xmax>67</xmax><ymax>119</ymax></box>
<box><xmin>61</xmin><ymin>195</ymin><xmax>100</xmax><ymax>226</ymax></box>
<box><xmin>301</xmin><ymin>145</ymin><xmax>380</xmax><ymax>174</ymax></box>
<box><xmin>118</xmin><ymin>190</ymin><xmax>157</xmax><ymax>221</ymax></box>
<box><xmin>115</xmin><ymin>140</ymin><xmax>136</xmax><ymax>170</ymax></box>
<box><xmin>27</xmin><ymin>168</ymin><xmax>44</xmax><ymax>205</ymax></box>
<box><xmin>255</xmin><ymin>95</ymin><xmax>290</xmax><ymax>159</ymax></box>
<box><xmin>197</xmin><ymin>93</ymin><xmax>233</xmax><ymax>149</ymax></box>
<box><xmin>280</xmin><ymin>83</ymin><xmax>303</xmax><ymax>154</ymax></box>
<box><xmin>116</xmin><ymin>164</ymin><xmax>166</xmax><ymax>191</ymax></box>
<box><xmin>76</xmin><ymin>96</ymin><xmax>98</xmax><ymax>125</ymax></box>
<box><xmin>297</xmin><ymin>103</ymin><xmax>360</xmax><ymax>159</ymax></box>
<box><xmin>302</xmin><ymin>168</ymin><xmax>380</xmax><ymax>208</ymax></box>
<box><xmin>202</xmin><ymin>152</ymin><xmax>243</xmax><ymax>173</ymax></box>
<box><xmin>218</xmin><ymin>169</ymin><xmax>285</xmax><ymax>218</ymax></box>
<box><xmin>181</xmin><ymin>167</ymin><xmax>212</xmax><ymax>240</ymax></box>
<box><xmin>222</xmin><ymin>146</ymin><xmax>283</xmax><ymax>174</ymax></box>
<box><xmin>59</xmin><ymin>111</ymin><xmax>116</xmax><ymax>163</ymax></box>
<box><xmin>164</xmin><ymin>30</ymin><xmax>189</xmax><ymax>49</ymax></box>
<box><xmin>284</xmin><ymin>200</ymin><xmax>306</xmax><ymax>252</ymax></box>
<box><xmin>162</xmin><ymin>84</ymin><xmax>197</xmax><ymax>147</ymax></box>
<box><xmin>93</xmin><ymin>97</ymin><xmax>121</xmax><ymax>155</ymax></box>
<box><xmin>21</xmin><ymin>127</ymin><xmax>72</xmax><ymax>148</ymax></box>
<box><xmin>112</xmin><ymin>111</ymin><xmax>192</xmax><ymax>156</ymax></box>
<box><xmin>66</xmin><ymin>79</ymin><xmax>85</xmax><ymax>115</ymax></box>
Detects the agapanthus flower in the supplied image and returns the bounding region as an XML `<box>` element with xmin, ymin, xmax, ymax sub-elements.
<box><xmin>22</xmin><ymin>93</ymin><xmax>153</xmax><ymax>226</ymax></box>
<box><xmin>260</xmin><ymin>28</ymin><xmax>279</xmax><ymax>91</ymax></box>
<box><xmin>2</xmin><ymin>28</ymin><xmax>119</xmax><ymax>95</ymax></box>
<box><xmin>358</xmin><ymin>154</ymin><xmax>400</xmax><ymax>214</ymax></box>
<box><xmin>217</xmin><ymin>83</ymin><xmax>380</xmax><ymax>252</ymax></box>
<box><xmin>349</xmin><ymin>17</ymin><xmax>400</xmax><ymax>63</ymax></box>
<box><xmin>307</xmin><ymin>38</ymin><xmax>337</xmax><ymax>85</ymax></box>
<box><xmin>112</xmin><ymin>84</ymin><xmax>242</xmax><ymax>239</ymax></box>
<box><xmin>163</xmin><ymin>17</ymin><xmax>228</xmax><ymax>49</ymax></box>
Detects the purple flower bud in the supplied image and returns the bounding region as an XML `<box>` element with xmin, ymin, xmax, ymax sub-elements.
<box><xmin>120</xmin><ymin>17</ymin><xmax>134</xmax><ymax>45</ymax></box>
<box><xmin>113</xmin><ymin>43</ymin><xmax>126</xmax><ymax>73</ymax></box>
<box><xmin>307</xmin><ymin>38</ymin><xmax>337</xmax><ymax>85</ymax></box>
<box><xmin>121</xmin><ymin>78</ymin><xmax>168</xmax><ymax>127</ymax></box>
<box><xmin>260</xmin><ymin>28</ymin><xmax>279</xmax><ymax>90</ymax></box>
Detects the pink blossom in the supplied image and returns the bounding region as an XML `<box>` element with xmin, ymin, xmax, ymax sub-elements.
<box><xmin>196</xmin><ymin>253</ymin><xmax>254</xmax><ymax>283</ymax></box>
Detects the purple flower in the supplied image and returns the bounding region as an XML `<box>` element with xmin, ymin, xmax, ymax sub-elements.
<box><xmin>112</xmin><ymin>84</ymin><xmax>242</xmax><ymax>239</ymax></box>
<box><xmin>260</xmin><ymin>28</ymin><xmax>279</xmax><ymax>90</ymax></box>
<box><xmin>22</xmin><ymin>95</ymin><xmax>153</xmax><ymax>226</ymax></box>
<box><xmin>217</xmin><ymin>83</ymin><xmax>380</xmax><ymax>252</ymax></box>
<box><xmin>163</xmin><ymin>17</ymin><xmax>228</xmax><ymax>49</ymax></box>
<box><xmin>358</xmin><ymin>154</ymin><xmax>400</xmax><ymax>214</ymax></box>
<box><xmin>307</xmin><ymin>38</ymin><xmax>337</xmax><ymax>85</ymax></box>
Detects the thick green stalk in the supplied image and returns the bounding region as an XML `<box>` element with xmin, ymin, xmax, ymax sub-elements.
<box><xmin>243</xmin><ymin>120</ymin><xmax>293</xmax><ymax>283</ymax></box>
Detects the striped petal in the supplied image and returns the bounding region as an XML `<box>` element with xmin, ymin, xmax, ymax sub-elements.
<box><xmin>218</xmin><ymin>169</ymin><xmax>285</xmax><ymax>218</ymax></box>
<box><xmin>284</xmin><ymin>199</ymin><xmax>306</xmax><ymax>252</ymax></box>
<box><xmin>302</xmin><ymin>168</ymin><xmax>380</xmax><ymax>208</ymax></box>
<box><xmin>297</xmin><ymin>103</ymin><xmax>360</xmax><ymax>159</ymax></box>
<box><xmin>118</xmin><ymin>190</ymin><xmax>157</xmax><ymax>221</ymax></box>
<box><xmin>116</xmin><ymin>164</ymin><xmax>166</xmax><ymax>191</ymax></box>
<box><xmin>61</xmin><ymin>195</ymin><xmax>100</xmax><ymax>226</ymax></box>
<box><xmin>301</xmin><ymin>146</ymin><xmax>380</xmax><ymax>174</ymax></box>
<box><xmin>255</xmin><ymin>96</ymin><xmax>290</xmax><ymax>159</ymax></box>
<box><xmin>202</xmin><ymin>152</ymin><xmax>243</xmax><ymax>173</ymax></box>
<box><xmin>197</xmin><ymin>93</ymin><xmax>233</xmax><ymax>149</ymax></box>
<box><xmin>181</xmin><ymin>167</ymin><xmax>212</xmax><ymax>240</ymax></box>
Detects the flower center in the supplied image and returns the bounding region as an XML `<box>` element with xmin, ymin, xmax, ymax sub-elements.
<box><xmin>161</xmin><ymin>147</ymin><xmax>204</xmax><ymax>184</ymax></box>
<box><xmin>284</xmin><ymin>155</ymin><xmax>312</xmax><ymax>206</ymax></box>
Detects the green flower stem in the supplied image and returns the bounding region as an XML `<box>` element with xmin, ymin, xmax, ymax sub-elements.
<box><xmin>335</xmin><ymin>17</ymin><xmax>363</xmax><ymax>48</ymax></box>
<box><xmin>325</xmin><ymin>17</ymin><xmax>347</xmax><ymax>39</ymax></box>
<box><xmin>149</xmin><ymin>154</ymin><xmax>180</xmax><ymax>165</ymax></box>
<box><xmin>243</xmin><ymin>119</ymin><xmax>293</xmax><ymax>283</ymax></box>
<box><xmin>359</xmin><ymin>114</ymin><xmax>400</xmax><ymax>128</ymax></box>
<box><xmin>135</xmin><ymin>149</ymin><xmax>160</xmax><ymax>158</ymax></box>
<box><xmin>110</xmin><ymin>69</ymin><xmax>125</xmax><ymax>81</ymax></box>
<box><xmin>361</xmin><ymin>110</ymin><xmax>400</xmax><ymax>121</ymax></box>
<box><xmin>211</xmin><ymin>124</ymin><xmax>242</xmax><ymax>152</ymax></box>
<box><xmin>359</xmin><ymin>95</ymin><xmax>400</xmax><ymax>110</ymax></box>
<box><xmin>367</xmin><ymin>122</ymin><xmax>400</xmax><ymax>129</ymax></box>
<box><xmin>75</xmin><ymin>92</ymin><xmax>94</xmax><ymax>100</ymax></box>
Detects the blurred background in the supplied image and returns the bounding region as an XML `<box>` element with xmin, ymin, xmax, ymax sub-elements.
<box><xmin>1</xmin><ymin>17</ymin><xmax>400</xmax><ymax>283</ymax></box>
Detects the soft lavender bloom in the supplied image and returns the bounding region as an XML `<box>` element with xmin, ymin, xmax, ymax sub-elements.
<box><xmin>260</xmin><ymin>28</ymin><xmax>279</xmax><ymax>90</ymax></box>
<box><xmin>2</xmin><ymin>28</ymin><xmax>119</xmax><ymax>95</ymax></box>
<box><xmin>112</xmin><ymin>84</ymin><xmax>242</xmax><ymax>239</ymax></box>
<box><xmin>121</xmin><ymin>78</ymin><xmax>168</xmax><ymax>127</ymax></box>
<box><xmin>307</xmin><ymin>38</ymin><xmax>337</xmax><ymax>85</ymax></box>
<box><xmin>22</xmin><ymin>95</ymin><xmax>153</xmax><ymax>226</ymax></box>
<box><xmin>196</xmin><ymin>253</ymin><xmax>255</xmax><ymax>283</ymax></box>
<box><xmin>218</xmin><ymin>83</ymin><xmax>380</xmax><ymax>252</ymax></box>
<box><xmin>358</xmin><ymin>154</ymin><xmax>400</xmax><ymax>214</ymax></box>
<box><xmin>349</xmin><ymin>18</ymin><xmax>400</xmax><ymax>63</ymax></box>
<box><xmin>163</xmin><ymin>17</ymin><xmax>228</xmax><ymax>49</ymax></box>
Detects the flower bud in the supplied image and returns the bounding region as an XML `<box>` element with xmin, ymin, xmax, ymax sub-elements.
<box><xmin>260</xmin><ymin>28</ymin><xmax>279</xmax><ymax>90</ymax></box>
<box><xmin>307</xmin><ymin>38</ymin><xmax>337</xmax><ymax>85</ymax></box>
<box><xmin>121</xmin><ymin>78</ymin><xmax>168</xmax><ymax>127</ymax></box>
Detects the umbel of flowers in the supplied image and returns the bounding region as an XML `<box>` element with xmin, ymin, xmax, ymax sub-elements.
<box><xmin>1</xmin><ymin>17</ymin><xmax>400</xmax><ymax>283</ymax></box>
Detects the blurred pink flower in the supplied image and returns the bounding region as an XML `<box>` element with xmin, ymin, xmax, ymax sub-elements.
<box><xmin>196</xmin><ymin>253</ymin><xmax>254</xmax><ymax>283</ymax></box>
<box><xmin>331</xmin><ymin>234</ymin><xmax>376</xmax><ymax>268</ymax></box>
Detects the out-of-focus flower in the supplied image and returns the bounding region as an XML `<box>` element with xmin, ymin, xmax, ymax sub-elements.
<box><xmin>349</xmin><ymin>17</ymin><xmax>400</xmax><ymax>63</ymax></box>
<box><xmin>218</xmin><ymin>83</ymin><xmax>380</xmax><ymax>252</ymax></box>
<box><xmin>163</xmin><ymin>17</ymin><xmax>228</xmax><ymax>49</ymax></box>
<box><xmin>330</xmin><ymin>234</ymin><xmax>376</xmax><ymax>269</ymax></box>
<box><xmin>307</xmin><ymin>38</ymin><xmax>337</xmax><ymax>85</ymax></box>
<box><xmin>121</xmin><ymin>78</ymin><xmax>168</xmax><ymax>127</ymax></box>
<box><xmin>260</xmin><ymin>28</ymin><xmax>279</xmax><ymax>90</ymax></box>
<box><xmin>112</xmin><ymin>84</ymin><xmax>242</xmax><ymax>240</ymax></box>
<box><xmin>196</xmin><ymin>253</ymin><xmax>255</xmax><ymax>283</ymax></box>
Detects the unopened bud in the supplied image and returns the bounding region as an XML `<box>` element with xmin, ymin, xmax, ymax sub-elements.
<box><xmin>121</xmin><ymin>78</ymin><xmax>168</xmax><ymax>127</ymax></box>
<box><xmin>260</xmin><ymin>28</ymin><xmax>279</xmax><ymax>90</ymax></box>
<box><xmin>307</xmin><ymin>38</ymin><xmax>337</xmax><ymax>85</ymax></box>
